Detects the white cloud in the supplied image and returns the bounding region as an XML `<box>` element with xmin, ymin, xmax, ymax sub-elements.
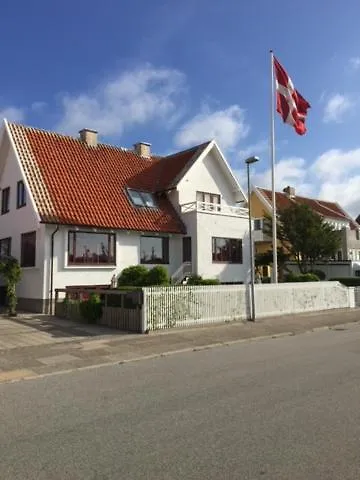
<box><xmin>0</xmin><ymin>106</ymin><xmax>25</xmax><ymax>123</ymax></box>
<box><xmin>238</xmin><ymin>139</ymin><xmax>268</xmax><ymax>162</ymax></box>
<box><xmin>253</xmin><ymin>157</ymin><xmax>309</xmax><ymax>191</ymax></box>
<box><xmin>174</xmin><ymin>105</ymin><xmax>249</xmax><ymax>150</ymax></box>
<box><xmin>31</xmin><ymin>101</ymin><xmax>47</xmax><ymax>113</ymax></box>
<box><xmin>56</xmin><ymin>65</ymin><xmax>185</xmax><ymax>136</ymax></box>
<box><xmin>311</xmin><ymin>147</ymin><xmax>360</xmax><ymax>217</ymax></box>
<box><xmin>312</xmin><ymin>147</ymin><xmax>360</xmax><ymax>179</ymax></box>
<box><xmin>349</xmin><ymin>57</ymin><xmax>360</xmax><ymax>70</ymax></box>
<box><xmin>323</xmin><ymin>93</ymin><xmax>353</xmax><ymax>123</ymax></box>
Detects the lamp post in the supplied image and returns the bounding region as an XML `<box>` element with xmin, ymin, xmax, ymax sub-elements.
<box><xmin>245</xmin><ymin>156</ymin><xmax>259</xmax><ymax>321</ymax></box>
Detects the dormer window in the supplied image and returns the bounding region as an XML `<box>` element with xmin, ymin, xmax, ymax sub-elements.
<box><xmin>127</xmin><ymin>189</ymin><xmax>157</xmax><ymax>208</ymax></box>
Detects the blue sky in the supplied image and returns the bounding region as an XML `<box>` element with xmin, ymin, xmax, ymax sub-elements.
<box><xmin>2</xmin><ymin>0</ymin><xmax>360</xmax><ymax>215</ymax></box>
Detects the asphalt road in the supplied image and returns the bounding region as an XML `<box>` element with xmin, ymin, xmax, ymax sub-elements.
<box><xmin>1</xmin><ymin>324</ymin><xmax>360</xmax><ymax>479</ymax></box>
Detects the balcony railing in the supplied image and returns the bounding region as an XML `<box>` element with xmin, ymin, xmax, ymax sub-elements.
<box><xmin>181</xmin><ymin>201</ymin><xmax>248</xmax><ymax>218</ymax></box>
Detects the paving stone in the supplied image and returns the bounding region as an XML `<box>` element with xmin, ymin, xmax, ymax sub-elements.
<box><xmin>37</xmin><ymin>354</ymin><xmax>79</xmax><ymax>366</ymax></box>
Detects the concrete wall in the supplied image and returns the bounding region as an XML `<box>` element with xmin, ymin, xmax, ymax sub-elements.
<box><xmin>286</xmin><ymin>261</ymin><xmax>352</xmax><ymax>279</ymax></box>
<box><xmin>144</xmin><ymin>281</ymin><xmax>354</xmax><ymax>330</ymax></box>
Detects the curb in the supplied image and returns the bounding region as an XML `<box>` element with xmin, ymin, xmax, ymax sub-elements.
<box><xmin>0</xmin><ymin>320</ymin><xmax>359</xmax><ymax>387</ymax></box>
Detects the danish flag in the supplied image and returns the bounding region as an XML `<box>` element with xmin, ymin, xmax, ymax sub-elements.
<box><xmin>274</xmin><ymin>57</ymin><xmax>310</xmax><ymax>135</ymax></box>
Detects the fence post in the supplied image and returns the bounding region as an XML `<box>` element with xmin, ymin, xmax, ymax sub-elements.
<box><xmin>140</xmin><ymin>288</ymin><xmax>147</xmax><ymax>333</ymax></box>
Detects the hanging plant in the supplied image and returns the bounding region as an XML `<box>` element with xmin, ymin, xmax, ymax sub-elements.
<box><xmin>0</xmin><ymin>256</ymin><xmax>22</xmax><ymax>316</ymax></box>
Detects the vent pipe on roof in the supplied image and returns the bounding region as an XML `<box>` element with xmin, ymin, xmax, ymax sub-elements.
<box><xmin>79</xmin><ymin>128</ymin><xmax>98</xmax><ymax>147</ymax></box>
<box><xmin>283</xmin><ymin>186</ymin><xmax>295</xmax><ymax>198</ymax></box>
<box><xmin>134</xmin><ymin>142</ymin><xmax>151</xmax><ymax>158</ymax></box>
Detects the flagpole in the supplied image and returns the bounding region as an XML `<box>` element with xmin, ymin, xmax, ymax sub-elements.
<box><xmin>270</xmin><ymin>50</ymin><xmax>278</xmax><ymax>283</ymax></box>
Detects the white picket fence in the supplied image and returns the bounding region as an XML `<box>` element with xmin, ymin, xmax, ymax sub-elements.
<box><xmin>142</xmin><ymin>282</ymin><xmax>355</xmax><ymax>331</ymax></box>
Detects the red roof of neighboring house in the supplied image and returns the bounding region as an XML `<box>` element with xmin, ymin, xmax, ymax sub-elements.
<box><xmin>258</xmin><ymin>187</ymin><xmax>359</xmax><ymax>230</ymax></box>
<box><xmin>7</xmin><ymin>123</ymin><xmax>209</xmax><ymax>233</ymax></box>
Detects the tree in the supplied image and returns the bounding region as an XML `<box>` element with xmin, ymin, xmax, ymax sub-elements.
<box><xmin>263</xmin><ymin>204</ymin><xmax>341</xmax><ymax>274</ymax></box>
<box><xmin>0</xmin><ymin>255</ymin><xmax>22</xmax><ymax>316</ymax></box>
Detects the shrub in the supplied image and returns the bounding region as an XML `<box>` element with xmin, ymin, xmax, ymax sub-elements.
<box><xmin>117</xmin><ymin>265</ymin><xmax>148</xmax><ymax>287</ymax></box>
<box><xmin>261</xmin><ymin>276</ymin><xmax>271</xmax><ymax>284</ymax></box>
<box><xmin>146</xmin><ymin>266</ymin><xmax>170</xmax><ymax>286</ymax></box>
<box><xmin>285</xmin><ymin>272</ymin><xmax>320</xmax><ymax>282</ymax></box>
<box><xmin>187</xmin><ymin>275</ymin><xmax>220</xmax><ymax>285</ymax></box>
<box><xmin>310</xmin><ymin>269</ymin><xmax>326</xmax><ymax>280</ymax></box>
<box><xmin>79</xmin><ymin>293</ymin><xmax>103</xmax><ymax>324</ymax></box>
<box><xmin>329</xmin><ymin>277</ymin><xmax>360</xmax><ymax>286</ymax></box>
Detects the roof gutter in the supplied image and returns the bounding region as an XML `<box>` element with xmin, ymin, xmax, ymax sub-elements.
<box><xmin>49</xmin><ymin>225</ymin><xmax>60</xmax><ymax>315</ymax></box>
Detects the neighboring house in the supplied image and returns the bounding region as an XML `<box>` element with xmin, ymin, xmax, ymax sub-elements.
<box><xmin>0</xmin><ymin>120</ymin><xmax>251</xmax><ymax>312</ymax></box>
<box><xmin>250</xmin><ymin>185</ymin><xmax>360</xmax><ymax>277</ymax></box>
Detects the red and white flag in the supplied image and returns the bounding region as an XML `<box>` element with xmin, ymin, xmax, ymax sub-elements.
<box><xmin>274</xmin><ymin>57</ymin><xmax>310</xmax><ymax>135</ymax></box>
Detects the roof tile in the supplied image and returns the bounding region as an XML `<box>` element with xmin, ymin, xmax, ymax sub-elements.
<box><xmin>258</xmin><ymin>187</ymin><xmax>359</xmax><ymax>230</ymax></box>
<box><xmin>7</xmin><ymin>123</ymin><xmax>208</xmax><ymax>234</ymax></box>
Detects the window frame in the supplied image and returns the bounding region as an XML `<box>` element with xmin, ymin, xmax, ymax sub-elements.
<box><xmin>0</xmin><ymin>237</ymin><xmax>11</xmax><ymax>257</ymax></box>
<box><xmin>212</xmin><ymin>237</ymin><xmax>243</xmax><ymax>264</ymax></box>
<box><xmin>21</xmin><ymin>231</ymin><xmax>36</xmax><ymax>268</ymax></box>
<box><xmin>67</xmin><ymin>230</ymin><xmax>116</xmax><ymax>266</ymax></box>
<box><xmin>254</xmin><ymin>218</ymin><xmax>263</xmax><ymax>231</ymax></box>
<box><xmin>127</xmin><ymin>188</ymin><xmax>157</xmax><ymax>208</ymax></box>
<box><xmin>1</xmin><ymin>187</ymin><xmax>10</xmax><ymax>215</ymax></box>
<box><xmin>16</xmin><ymin>180</ymin><xmax>26</xmax><ymax>209</ymax></box>
<box><xmin>140</xmin><ymin>236</ymin><xmax>169</xmax><ymax>265</ymax></box>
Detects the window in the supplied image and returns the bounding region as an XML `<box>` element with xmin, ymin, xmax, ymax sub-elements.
<box><xmin>337</xmin><ymin>250</ymin><xmax>343</xmax><ymax>261</ymax></box>
<box><xmin>68</xmin><ymin>231</ymin><xmax>116</xmax><ymax>265</ymax></box>
<box><xmin>17</xmin><ymin>181</ymin><xmax>26</xmax><ymax>208</ymax></box>
<box><xmin>0</xmin><ymin>237</ymin><xmax>11</xmax><ymax>256</ymax></box>
<box><xmin>21</xmin><ymin>231</ymin><xmax>36</xmax><ymax>267</ymax></box>
<box><xmin>254</xmin><ymin>219</ymin><xmax>263</xmax><ymax>230</ymax></box>
<box><xmin>196</xmin><ymin>191</ymin><xmax>221</xmax><ymax>211</ymax></box>
<box><xmin>355</xmin><ymin>270</ymin><xmax>360</xmax><ymax>277</ymax></box>
<box><xmin>1</xmin><ymin>187</ymin><xmax>10</xmax><ymax>214</ymax></box>
<box><xmin>140</xmin><ymin>236</ymin><xmax>169</xmax><ymax>264</ymax></box>
<box><xmin>212</xmin><ymin>237</ymin><xmax>242</xmax><ymax>263</ymax></box>
<box><xmin>127</xmin><ymin>189</ymin><xmax>157</xmax><ymax>208</ymax></box>
<box><xmin>356</xmin><ymin>230</ymin><xmax>360</xmax><ymax>241</ymax></box>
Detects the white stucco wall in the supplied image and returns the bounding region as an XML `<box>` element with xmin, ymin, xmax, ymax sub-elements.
<box><xmin>286</xmin><ymin>262</ymin><xmax>352</xmax><ymax>279</ymax></box>
<box><xmin>44</xmin><ymin>226</ymin><xmax>183</xmax><ymax>300</ymax></box>
<box><xmin>0</xmin><ymin>127</ymin><xmax>44</xmax><ymax>300</ymax></box>
<box><xmin>177</xmin><ymin>149</ymin><xmax>241</xmax><ymax>208</ymax></box>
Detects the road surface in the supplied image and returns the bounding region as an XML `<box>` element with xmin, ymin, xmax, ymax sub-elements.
<box><xmin>1</xmin><ymin>324</ymin><xmax>360</xmax><ymax>479</ymax></box>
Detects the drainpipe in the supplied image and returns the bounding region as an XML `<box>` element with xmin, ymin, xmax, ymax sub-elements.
<box><xmin>49</xmin><ymin>225</ymin><xmax>60</xmax><ymax>315</ymax></box>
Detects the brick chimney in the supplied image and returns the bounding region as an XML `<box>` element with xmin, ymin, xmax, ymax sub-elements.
<box><xmin>134</xmin><ymin>142</ymin><xmax>151</xmax><ymax>158</ymax></box>
<box><xmin>79</xmin><ymin>128</ymin><xmax>98</xmax><ymax>147</ymax></box>
<box><xmin>283</xmin><ymin>186</ymin><xmax>296</xmax><ymax>198</ymax></box>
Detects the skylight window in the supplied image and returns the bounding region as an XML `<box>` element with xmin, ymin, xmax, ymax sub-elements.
<box><xmin>127</xmin><ymin>189</ymin><xmax>157</xmax><ymax>208</ymax></box>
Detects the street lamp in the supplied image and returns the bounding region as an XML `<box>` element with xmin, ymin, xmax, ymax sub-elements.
<box><xmin>245</xmin><ymin>156</ymin><xmax>259</xmax><ymax>321</ymax></box>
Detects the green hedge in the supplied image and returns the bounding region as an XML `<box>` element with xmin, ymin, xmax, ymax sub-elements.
<box><xmin>117</xmin><ymin>265</ymin><xmax>170</xmax><ymax>287</ymax></box>
<box><xmin>329</xmin><ymin>277</ymin><xmax>360</xmax><ymax>286</ymax></box>
<box><xmin>186</xmin><ymin>275</ymin><xmax>220</xmax><ymax>285</ymax></box>
<box><xmin>285</xmin><ymin>272</ymin><xmax>320</xmax><ymax>282</ymax></box>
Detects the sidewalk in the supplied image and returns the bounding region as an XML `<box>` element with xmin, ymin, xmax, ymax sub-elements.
<box><xmin>0</xmin><ymin>308</ymin><xmax>359</xmax><ymax>384</ymax></box>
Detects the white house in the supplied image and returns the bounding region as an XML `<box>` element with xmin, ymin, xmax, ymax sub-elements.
<box><xmin>0</xmin><ymin>120</ymin><xmax>251</xmax><ymax>312</ymax></box>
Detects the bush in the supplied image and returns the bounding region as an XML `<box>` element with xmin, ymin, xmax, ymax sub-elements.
<box><xmin>329</xmin><ymin>277</ymin><xmax>360</xmax><ymax>286</ymax></box>
<box><xmin>285</xmin><ymin>272</ymin><xmax>320</xmax><ymax>282</ymax></box>
<box><xmin>79</xmin><ymin>293</ymin><xmax>103</xmax><ymax>324</ymax></box>
<box><xmin>117</xmin><ymin>265</ymin><xmax>148</xmax><ymax>287</ymax></box>
<box><xmin>310</xmin><ymin>269</ymin><xmax>326</xmax><ymax>280</ymax></box>
<box><xmin>146</xmin><ymin>266</ymin><xmax>170</xmax><ymax>286</ymax></box>
<box><xmin>262</xmin><ymin>276</ymin><xmax>271</xmax><ymax>284</ymax></box>
<box><xmin>187</xmin><ymin>275</ymin><xmax>220</xmax><ymax>285</ymax></box>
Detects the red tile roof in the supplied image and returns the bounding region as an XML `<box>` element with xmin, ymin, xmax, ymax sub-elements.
<box><xmin>8</xmin><ymin>123</ymin><xmax>209</xmax><ymax>233</ymax></box>
<box><xmin>258</xmin><ymin>187</ymin><xmax>359</xmax><ymax>230</ymax></box>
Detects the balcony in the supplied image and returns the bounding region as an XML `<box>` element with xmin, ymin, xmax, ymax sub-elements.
<box><xmin>253</xmin><ymin>218</ymin><xmax>271</xmax><ymax>242</ymax></box>
<box><xmin>181</xmin><ymin>201</ymin><xmax>248</xmax><ymax>218</ymax></box>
